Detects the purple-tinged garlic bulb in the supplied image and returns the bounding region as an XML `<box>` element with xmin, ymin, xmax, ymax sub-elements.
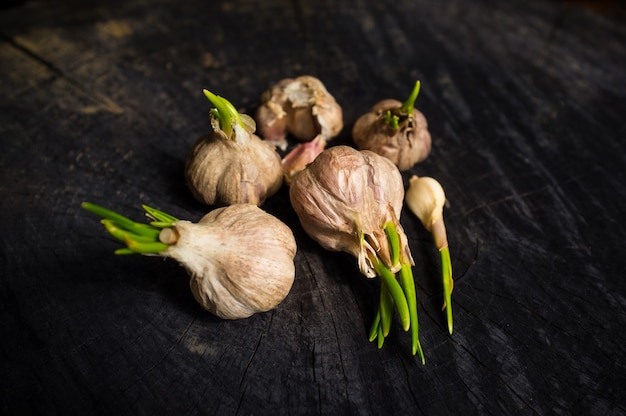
<box><xmin>289</xmin><ymin>145</ymin><xmax>425</xmax><ymax>360</ymax></box>
<box><xmin>289</xmin><ymin>145</ymin><xmax>409</xmax><ymax>277</ymax></box>
<box><xmin>352</xmin><ymin>81</ymin><xmax>431</xmax><ymax>171</ymax></box>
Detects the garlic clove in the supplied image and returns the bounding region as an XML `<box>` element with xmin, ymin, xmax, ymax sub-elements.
<box><xmin>405</xmin><ymin>175</ymin><xmax>453</xmax><ymax>334</ymax></box>
<box><xmin>281</xmin><ymin>134</ymin><xmax>327</xmax><ymax>185</ymax></box>
<box><xmin>405</xmin><ymin>175</ymin><xmax>446</xmax><ymax>232</ymax></box>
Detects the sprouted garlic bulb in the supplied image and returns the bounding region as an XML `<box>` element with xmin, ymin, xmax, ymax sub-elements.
<box><xmin>289</xmin><ymin>145</ymin><xmax>425</xmax><ymax>361</ymax></box>
<box><xmin>405</xmin><ymin>175</ymin><xmax>454</xmax><ymax>334</ymax></box>
<box><xmin>185</xmin><ymin>90</ymin><xmax>283</xmax><ymax>207</ymax></box>
<box><xmin>256</xmin><ymin>75</ymin><xmax>344</xmax><ymax>149</ymax></box>
<box><xmin>352</xmin><ymin>81</ymin><xmax>432</xmax><ymax>171</ymax></box>
<box><xmin>81</xmin><ymin>202</ymin><xmax>297</xmax><ymax>320</ymax></box>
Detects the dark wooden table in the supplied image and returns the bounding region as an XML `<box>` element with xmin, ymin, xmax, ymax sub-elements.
<box><xmin>2</xmin><ymin>0</ymin><xmax>625</xmax><ymax>414</ymax></box>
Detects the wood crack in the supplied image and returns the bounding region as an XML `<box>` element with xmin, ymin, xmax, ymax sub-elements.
<box><xmin>1</xmin><ymin>32</ymin><xmax>123</xmax><ymax>114</ymax></box>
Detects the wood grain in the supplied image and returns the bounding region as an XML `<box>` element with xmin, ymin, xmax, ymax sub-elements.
<box><xmin>1</xmin><ymin>0</ymin><xmax>625</xmax><ymax>414</ymax></box>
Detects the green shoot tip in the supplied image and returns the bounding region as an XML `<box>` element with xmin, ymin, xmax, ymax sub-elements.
<box><xmin>400</xmin><ymin>80</ymin><xmax>421</xmax><ymax>115</ymax></box>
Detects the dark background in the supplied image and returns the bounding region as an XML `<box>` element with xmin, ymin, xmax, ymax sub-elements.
<box><xmin>1</xmin><ymin>0</ymin><xmax>625</xmax><ymax>414</ymax></box>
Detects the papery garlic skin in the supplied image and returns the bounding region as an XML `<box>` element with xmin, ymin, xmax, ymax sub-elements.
<box><xmin>163</xmin><ymin>204</ymin><xmax>297</xmax><ymax>319</ymax></box>
<box><xmin>289</xmin><ymin>145</ymin><xmax>411</xmax><ymax>277</ymax></box>
<box><xmin>352</xmin><ymin>99</ymin><xmax>432</xmax><ymax>171</ymax></box>
<box><xmin>256</xmin><ymin>75</ymin><xmax>343</xmax><ymax>146</ymax></box>
<box><xmin>185</xmin><ymin>122</ymin><xmax>283</xmax><ymax>207</ymax></box>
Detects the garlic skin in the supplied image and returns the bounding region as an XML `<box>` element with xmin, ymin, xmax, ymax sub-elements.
<box><xmin>256</xmin><ymin>75</ymin><xmax>343</xmax><ymax>147</ymax></box>
<box><xmin>163</xmin><ymin>204</ymin><xmax>297</xmax><ymax>319</ymax></box>
<box><xmin>352</xmin><ymin>95</ymin><xmax>431</xmax><ymax>172</ymax></box>
<box><xmin>185</xmin><ymin>114</ymin><xmax>283</xmax><ymax>207</ymax></box>
<box><xmin>289</xmin><ymin>145</ymin><xmax>412</xmax><ymax>277</ymax></box>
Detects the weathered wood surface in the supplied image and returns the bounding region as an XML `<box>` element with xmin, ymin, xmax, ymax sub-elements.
<box><xmin>1</xmin><ymin>0</ymin><xmax>625</xmax><ymax>414</ymax></box>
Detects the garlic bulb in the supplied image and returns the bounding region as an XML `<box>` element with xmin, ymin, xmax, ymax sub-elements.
<box><xmin>289</xmin><ymin>145</ymin><xmax>424</xmax><ymax>360</ymax></box>
<box><xmin>82</xmin><ymin>202</ymin><xmax>297</xmax><ymax>320</ymax></box>
<box><xmin>289</xmin><ymin>145</ymin><xmax>410</xmax><ymax>278</ymax></box>
<box><xmin>165</xmin><ymin>204</ymin><xmax>297</xmax><ymax>319</ymax></box>
<box><xmin>352</xmin><ymin>81</ymin><xmax>431</xmax><ymax>171</ymax></box>
<box><xmin>256</xmin><ymin>75</ymin><xmax>343</xmax><ymax>148</ymax></box>
<box><xmin>185</xmin><ymin>90</ymin><xmax>283</xmax><ymax>206</ymax></box>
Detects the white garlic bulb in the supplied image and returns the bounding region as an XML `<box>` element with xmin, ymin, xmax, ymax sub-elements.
<box><xmin>185</xmin><ymin>90</ymin><xmax>283</xmax><ymax>207</ymax></box>
<box><xmin>164</xmin><ymin>204</ymin><xmax>297</xmax><ymax>319</ymax></box>
<box><xmin>82</xmin><ymin>202</ymin><xmax>297</xmax><ymax>320</ymax></box>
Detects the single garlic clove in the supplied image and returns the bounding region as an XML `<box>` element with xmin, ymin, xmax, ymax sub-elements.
<box><xmin>165</xmin><ymin>204</ymin><xmax>297</xmax><ymax>319</ymax></box>
<box><xmin>281</xmin><ymin>134</ymin><xmax>327</xmax><ymax>185</ymax></box>
<box><xmin>405</xmin><ymin>175</ymin><xmax>453</xmax><ymax>334</ymax></box>
<box><xmin>405</xmin><ymin>175</ymin><xmax>446</xmax><ymax>232</ymax></box>
<box><xmin>256</xmin><ymin>100</ymin><xmax>289</xmax><ymax>150</ymax></box>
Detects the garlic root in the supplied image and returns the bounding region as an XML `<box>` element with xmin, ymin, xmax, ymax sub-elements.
<box><xmin>82</xmin><ymin>202</ymin><xmax>297</xmax><ymax>320</ymax></box>
<box><xmin>405</xmin><ymin>175</ymin><xmax>454</xmax><ymax>334</ymax></box>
